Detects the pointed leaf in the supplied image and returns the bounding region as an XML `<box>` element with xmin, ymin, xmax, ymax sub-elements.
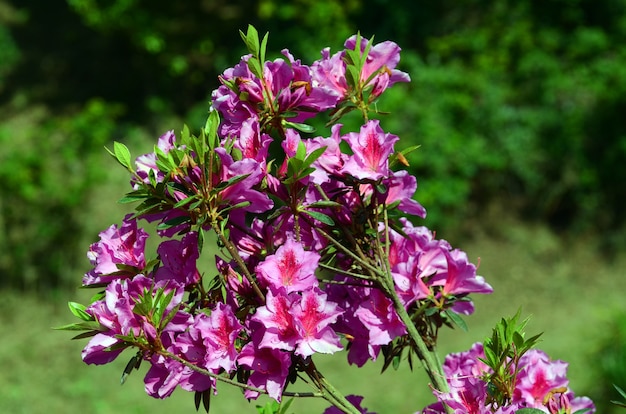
<box><xmin>302</xmin><ymin>210</ymin><xmax>334</xmax><ymax>225</ymax></box>
<box><xmin>68</xmin><ymin>301</ymin><xmax>93</xmax><ymax>322</ymax></box>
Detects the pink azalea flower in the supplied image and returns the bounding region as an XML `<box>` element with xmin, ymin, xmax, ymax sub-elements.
<box><xmin>83</xmin><ymin>214</ymin><xmax>148</xmax><ymax>285</ymax></box>
<box><xmin>340</xmin><ymin>120</ymin><xmax>399</xmax><ymax>181</ymax></box>
<box><xmin>212</xmin><ymin>51</ymin><xmax>339</xmax><ymax>136</ymax></box>
<box><xmin>514</xmin><ymin>349</ymin><xmax>569</xmax><ymax>407</ymax></box>
<box><xmin>293</xmin><ymin>288</ymin><xmax>343</xmax><ymax>357</ymax></box>
<box><xmin>384</xmin><ymin>170</ymin><xmax>427</xmax><ymax>218</ymax></box>
<box><xmin>214</xmin><ymin>147</ymin><xmax>273</xmax><ymax>214</ymax></box>
<box><xmin>354</xmin><ymin>288</ymin><xmax>406</xmax><ymax>346</ymax></box>
<box><xmin>238</xmin><ymin>332</ymin><xmax>292</xmax><ymax>401</ymax></box>
<box><xmin>311</xmin><ymin>47</ymin><xmax>348</xmax><ymax>99</ymax></box>
<box><xmin>196</xmin><ymin>303</ymin><xmax>244</xmax><ymax>373</ymax></box>
<box><xmin>252</xmin><ymin>288</ymin><xmax>301</xmax><ymax>351</ymax></box>
<box><xmin>83</xmin><ymin>275</ymin><xmax>185</xmax><ymax>365</ymax></box>
<box><xmin>344</xmin><ymin>35</ymin><xmax>411</xmax><ymax>98</ymax></box>
<box><xmin>256</xmin><ymin>238</ymin><xmax>320</xmax><ymax>293</ymax></box>
<box><xmin>133</xmin><ymin>130</ymin><xmax>177</xmax><ymax>188</ymax></box>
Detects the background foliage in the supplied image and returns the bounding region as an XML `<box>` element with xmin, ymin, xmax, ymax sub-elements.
<box><xmin>1</xmin><ymin>0</ymin><xmax>625</xmax><ymax>411</ymax></box>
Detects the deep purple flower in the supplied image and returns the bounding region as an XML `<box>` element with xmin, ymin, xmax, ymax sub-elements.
<box><xmin>154</xmin><ymin>231</ymin><xmax>201</xmax><ymax>287</ymax></box>
<box><xmin>83</xmin><ymin>214</ymin><xmax>148</xmax><ymax>286</ymax></box>
<box><xmin>324</xmin><ymin>395</ymin><xmax>376</xmax><ymax>414</ymax></box>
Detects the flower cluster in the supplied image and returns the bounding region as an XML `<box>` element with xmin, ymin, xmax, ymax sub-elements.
<box><xmin>420</xmin><ymin>343</ymin><xmax>595</xmax><ymax>414</ymax></box>
<box><xmin>62</xmin><ymin>26</ymin><xmax>594</xmax><ymax>414</ymax></box>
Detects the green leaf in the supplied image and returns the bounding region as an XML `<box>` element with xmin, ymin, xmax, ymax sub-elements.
<box><xmin>282</xmin><ymin>120</ymin><xmax>316</xmax><ymax>134</ymax></box>
<box><xmin>444</xmin><ymin>309</ymin><xmax>468</xmax><ymax>332</ymax></box>
<box><xmin>515</xmin><ymin>409</ymin><xmax>549</xmax><ymax>414</ymax></box>
<box><xmin>278</xmin><ymin>398</ymin><xmax>294</xmax><ymax>414</ymax></box>
<box><xmin>114</xmin><ymin>141</ymin><xmax>132</xmax><ymax>169</ymax></box>
<box><xmin>247</xmin><ymin>56</ymin><xmax>263</xmax><ymax>80</ymax></box>
<box><xmin>118</xmin><ymin>189</ymin><xmax>150</xmax><ymax>204</ymax></box>
<box><xmin>301</xmin><ymin>146</ymin><xmax>327</xmax><ymax>170</ymax></box>
<box><xmin>259</xmin><ymin>31</ymin><xmax>269</xmax><ymax>66</ymax></box>
<box><xmin>302</xmin><ymin>210</ymin><xmax>334</xmax><ymax>226</ymax></box>
<box><xmin>241</xmin><ymin>24</ymin><xmax>260</xmax><ymax>56</ymax></box>
<box><xmin>121</xmin><ymin>353</ymin><xmax>141</xmax><ymax>385</ymax></box>
<box><xmin>205</xmin><ymin>110</ymin><xmax>220</xmax><ymax>150</ymax></box>
<box><xmin>53</xmin><ymin>321</ymin><xmax>103</xmax><ymax>332</ymax></box>
<box><xmin>156</xmin><ymin>215</ymin><xmax>190</xmax><ymax>232</ymax></box>
<box><xmin>68</xmin><ymin>301</ymin><xmax>93</xmax><ymax>321</ymax></box>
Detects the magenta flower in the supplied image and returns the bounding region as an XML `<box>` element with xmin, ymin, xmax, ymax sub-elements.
<box><xmin>340</xmin><ymin>120</ymin><xmax>399</xmax><ymax>181</ymax></box>
<box><xmin>311</xmin><ymin>47</ymin><xmax>349</xmax><ymax>99</ymax></box>
<box><xmin>83</xmin><ymin>214</ymin><xmax>148</xmax><ymax>286</ymax></box>
<box><xmin>311</xmin><ymin>35</ymin><xmax>410</xmax><ymax>100</ymax></box>
<box><xmin>293</xmin><ymin>288</ymin><xmax>343</xmax><ymax>357</ymax></box>
<box><xmin>384</xmin><ymin>170</ymin><xmax>427</xmax><ymax>218</ymax></box>
<box><xmin>514</xmin><ymin>349</ymin><xmax>569</xmax><ymax>407</ymax></box>
<box><xmin>354</xmin><ymin>288</ymin><xmax>406</xmax><ymax>346</ymax></box>
<box><xmin>344</xmin><ymin>35</ymin><xmax>411</xmax><ymax>98</ymax></box>
<box><xmin>214</xmin><ymin>147</ymin><xmax>273</xmax><ymax>214</ymax></box>
<box><xmin>212</xmin><ymin>50</ymin><xmax>339</xmax><ymax>136</ymax></box>
<box><xmin>133</xmin><ymin>130</ymin><xmax>177</xmax><ymax>188</ymax></box>
<box><xmin>235</xmin><ymin>117</ymin><xmax>273</xmax><ymax>163</ymax></box>
<box><xmin>185</xmin><ymin>303</ymin><xmax>243</xmax><ymax>373</ymax></box>
<box><xmin>324</xmin><ymin>395</ymin><xmax>376</xmax><ymax>414</ymax></box>
<box><xmin>238</xmin><ymin>331</ymin><xmax>292</xmax><ymax>401</ymax></box>
<box><xmin>154</xmin><ymin>231</ymin><xmax>201</xmax><ymax>287</ymax></box>
<box><xmin>82</xmin><ymin>275</ymin><xmax>184</xmax><ymax>365</ymax></box>
<box><xmin>256</xmin><ymin>238</ymin><xmax>320</xmax><ymax>293</ymax></box>
<box><xmin>252</xmin><ymin>288</ymin><xmax>301</xmax><ymax>351</ymax></box>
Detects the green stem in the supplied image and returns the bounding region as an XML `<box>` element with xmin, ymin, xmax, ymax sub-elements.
<box><xmin>306</xmin><ymin>364</ymin><xmax>361</xmax><ymax>414</ymax></box>
<box><xmin>381</xmin><ymin>277</ymin><xmax>452</xmax><ymax>414</ymax></box>
<box><xmin>210</xmin><ymin>220</ymin><xmax>265</xmax><ymax>302</ymax></box>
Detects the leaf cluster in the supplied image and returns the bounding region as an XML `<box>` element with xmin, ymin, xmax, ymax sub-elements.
<box><xmin>480</xmin><ymin>309</ymin><xmax>542</xmax><ymax>408</ymax></box>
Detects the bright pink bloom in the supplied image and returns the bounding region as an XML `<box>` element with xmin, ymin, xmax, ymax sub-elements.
<box><xmin>238</xmin><ymin>332</ymin><xmax>292</xmax><ymax>401</ymax></box>
<box><xmin>344</xmin><ymin>35</ymin><xmax>411</xmax><ymax>98</ymax></box>
<box><xmin>515</xmin><ymin>349</ymin><xmax>569</xmax><ymax>407</ymax></box>
<box><xmin>384</xmin><ymin>170</ymin><xmax>427</xmax><ymax>218</ymax></box>
<box><xmin>256</xmin><ymin>238</ymin><xmax>320</xmax><ymax>293</ymax></box>
<box><xmin>341</xmin><ymin>120</ymin><xmax>399</xmax><ymax>181</ymax></box>
<box><xmin>252</xmin><ymin>288</ymin><xmax>301</xmax><ymax>351</ymax></box>
<box><xmin>293</xmin><ymin>288</ymin><xmax>343</xmax><ymax>357</ymax></box>
<box><xmin>214</xmin><ymin>147</ymin><xmax>273</xmax><ymax>214</ymax></box>
<box><xmin>83</xmin><ymin>214</ymin><xmax>148</xmax><ymax>285</ymax></box>
<box><xmin>354</xmin><ymin>289</ymin><xmax>406</xmax><ymax>346</ymax></box>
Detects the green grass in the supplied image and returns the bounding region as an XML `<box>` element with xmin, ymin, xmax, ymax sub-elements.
<box><xmin>1</xmin><ymin>221</ymin><xmax>624</xmax><ymax>413</ymax></box>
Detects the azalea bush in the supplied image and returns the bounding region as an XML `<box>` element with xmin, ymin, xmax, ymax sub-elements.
<box><xmin>59</xmin><ymin>26</ymin><xmax>596</xmax><ymax>414</ymax></box>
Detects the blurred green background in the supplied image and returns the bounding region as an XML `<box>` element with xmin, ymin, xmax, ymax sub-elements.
<box><xmin>1</xmin><ymin>0</ymin><xmax>625</xmax><ymax>413</ymax></box>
